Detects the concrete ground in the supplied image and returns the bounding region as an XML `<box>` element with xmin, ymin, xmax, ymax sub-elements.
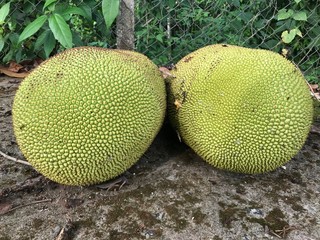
<box><xmin>1</xmin><ymin>76</ymin><xmax>319</xmax><ymax>240</ymax></box>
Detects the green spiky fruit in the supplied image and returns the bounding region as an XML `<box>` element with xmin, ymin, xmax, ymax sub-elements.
<box><xmin>13</xmin><ymin>47</ymin><xmax>166</xmax><ymax>186</ymax></box>
<box><xmin>167</xmin><ymin>44</ymin><xmax>313</xmax><ymax>174</ymax></box>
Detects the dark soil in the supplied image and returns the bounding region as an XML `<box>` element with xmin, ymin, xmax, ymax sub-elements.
<box><xmin>1</xmin><ymin>76</ymin><xmax>320</xmax><ymax>240</ymax></box>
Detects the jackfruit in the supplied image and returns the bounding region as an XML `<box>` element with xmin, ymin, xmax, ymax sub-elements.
<box><xmin>167</xmin><ymin>44</ymin><xmax>312</xmax><ymax>174</ymax></box>
<box><xmin>12</xmin><ymin>47</ymin><xmax>166</xmax><ymax>186</ymax></box>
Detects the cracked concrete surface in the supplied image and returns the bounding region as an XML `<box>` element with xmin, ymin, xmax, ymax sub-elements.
<box><xmin>1</xmin><ymin>76</ymin><xmax>319</xmax><ymax>240</ymax></box>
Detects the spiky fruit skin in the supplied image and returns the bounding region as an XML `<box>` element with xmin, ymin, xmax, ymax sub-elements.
<box><xmin>167</xmin><ymin>44</ymin><xmax>313</xmax><ymax>174</ymax></box>
<box><xmin>13</xmin><ymin>47</ymin><xmax>166</xmax><ymax>186</ymax></box>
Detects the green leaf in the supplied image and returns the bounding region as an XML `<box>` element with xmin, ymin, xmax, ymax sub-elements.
<box><xmin>15</xmin><ymin>48</ymin><xmax>22</xmax><ymax>63</ymax></box>
<box><xmin>0</xmin><ymin>2</ymin><xmax>10</xmax><ymax>24</ymax></box>
<box><xmin>34</xmin><ymin>29</ymin><xmax>49</xmax><ymax>50</ymax></box>
<box><xmin>8</xmin><ymin>32</ymin><xmax>19</xmax><ymax>46</ymax></box>
<box><xmin>79</xmin><ymin>5</ymin><xmax>92</xmax><ymax>20</ymax></box>
<box><xmin>155</xmin><ymin>34</ymin><xmax>163</xmax><ymax>43</ymax></box>
<box><xmin>0</xmin><ymin>35</ymin><xmax>4</xmax><ymax>52</ymax></box>
<box><xmin>48</xmin><ymin>13</ymin><xmax>72</xmax><ymax>48</ymax></box>
<box><xmin>44</xmin><ymin>32</ymin><xmax>56</xmax><ymax>58</ymax></box>
<box><xmin>293</xmin><ymin>11</ymin><xmax>307</xmax><ymax>21</ymax></box>
<box><xmin>277</xmin><ymin>9</ymin><xmax>294</xmax><ymax>21</ymax></box>
<box><xmin>294</xmin><ymin>0</ymin><xmax>302</xmax><ymax>3</ymax></box>
<box><xmin>281</xmin><ymin>29</ymin><xmax>298</xmax><ymax>43</ymax></box>
<box><xmin>231</xmin><ymin>0</ymin><xmax>240</xmax><ymax>7</ymax></box>
<box><xmin>61</xmin><ymin>6</ymin><xmax>92</xmax><ymax>20</ymax></box>
<box><xmin>71</xmin><ymin>31</ymin><xmax>84</xmax><ymax>46</ymax></box>
<box><xmin>34</xmin><ymin>30</ymin><xmax>55</xmax><ymax>58</ymax></box>
<box><xmin>43</xmin><ymin>0</ymin><xmax>57</xmax><ymax>10</ymax></box>
<box><xmin>3</xmin><ymin>48</ymin><xmax>13</xmax><ymax>63</ymax></box>
<box><xmin>18</xmin><ymin>15</ymin><xmax>48</xmax><ymax>43</ymax></box>
<box><xmin>102</xmin><ymin>0</ymin><xmax>120</xmax><ymax>29</ymax></box>
<box><xmin>295</xmin><ymin>28</ymin><xmax>303</xmax><ymax>37</ymax></box>
<box><xmin>167</xmin><ymin>0</ymin><xmax>175</xmax><ymax>8</ymax></box>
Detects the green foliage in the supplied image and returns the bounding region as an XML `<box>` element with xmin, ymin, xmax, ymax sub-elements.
<box><xmin>134</xmin><ymin>0</ymin><xmax>319</xmax><ymax>83</ymax></box>
<box><xmin>135</xmin><ymin>0</ymin><xmax>280</xmax><ymax>65</ymax></box>
<box><xmin>275</xmin><ymin>0</ymin><xmax>319</xmax><ymax>83</ymax></box>
<box><xmin>48</xmin><ymin>13</ymin><xmax>73</xmax><ymax>48</ymax></box>
<box><xmin>102</xmin><ymin>0</ymin><xmax>120</xmax><ymax>30</ymax></box>
<box><xmin>0</xmin><ymin>2</ymin><xmax>11</xmax><ymax>52</ymax></box>
<box><xmin>0</xmin><ymin>0</ymin><xmax>318</xmax><ymax>84</ymax></box>
<box><xmin>18</xmin><ymin>15</ymin><xmax>48</xmax><ymax>44</ymax></box>
<box><xmin>0</xmin><ymin>2</ymin><xmax>10</xmax><ymax>24</ymax></box>
<box><xmin>0</xmin><ymin>0</ymin><xmax>119</xmax><ymax>63</ymax></box>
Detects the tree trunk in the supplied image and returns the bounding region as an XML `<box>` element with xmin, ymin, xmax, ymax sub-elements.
<box><xmin>116</xmin><ymin>0</ymin><xmax>135</xmax><ymax>50</ymax></box>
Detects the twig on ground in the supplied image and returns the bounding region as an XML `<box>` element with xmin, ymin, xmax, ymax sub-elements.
<box><xmin>2</xmin><ymin>199</ymin><xmax>52</xmax><ymax>215</ymax></box>
<box><xmin>55</xmin><ymin>218</ymin><xmax>74</xmax><ymax>240</ymax></box>
<box><xmin>270</xmin><ymin>225</ymin><xmax>300</xmax><ymax>239</ymax></box>
<box><xmin>0</xmin><ymin>150</ymin><xmax>31</xmax><ymax>166</ymax></box>
<box><xmin>95</xmin><ymin>175</ymin><xmax>128</xmax><ymax>191</ymax></box>
<box><xmin>0</xmin><ymin>95</ymin><xmax>16</xmax><ymax>98</ymax></box>
<box><xmin>269</xmin><ymin>230</ymin><xmax>283</xmax><ymax>239</ymax></box>
<box><xmin>0</xmin><ymin>175</ymin><xmax>44</xmax><ymax>198</ymax></box>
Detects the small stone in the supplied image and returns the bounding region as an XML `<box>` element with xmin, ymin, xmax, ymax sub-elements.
<box><xmin>141</xmin><ymin>229</ymin><xmax>155</xmax><ymax>239</ymax></box>
<box><xmin>166</xmin><ymin>174</ymin><xmax>176</xmax><ymax>181</ymax></box>
<box><xmin>242</xmin><ymin>234</ymin><xmax>250</xmax><ymax>240</ymax></box>
<box><xmin>51</xmin><ymin>226</ymin><xmax>61</xmax><ymax>238</ymax></box>
<box><xmin>155</xmin><ymin>212</ymin><xmax>165</xmax><ymax>221</ymax></box>
<box><xmin>249</xmin><ymin>208</ymin><xmax>263</xmax><ymax>216</ymax></box>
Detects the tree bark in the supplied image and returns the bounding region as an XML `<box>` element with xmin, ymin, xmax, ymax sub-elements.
<box><xmin>116</xmin><ymin>0</ymin><xmax>135</xmax><ymax>50</ymax></box>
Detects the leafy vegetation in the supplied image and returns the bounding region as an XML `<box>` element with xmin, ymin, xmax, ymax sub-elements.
<box><xmin>0</xmin><ymin>0</ymin><xmax>319</xmax><ymax>82</ymax></box>
<box><xmin>0</xmin><ymin>0</ymin><xmax>119</xmax><ymax>62</ymax></box>
<box><xmin>135</xmin><ymin>0</ymin><xmax>319</xmax><ymax>82</ymax></box>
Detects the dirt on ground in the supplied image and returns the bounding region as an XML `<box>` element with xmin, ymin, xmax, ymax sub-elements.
<box><xmin>0</xmin><ymin>76</ymin><xmax>320</xmax><ymax>240</ymax></box>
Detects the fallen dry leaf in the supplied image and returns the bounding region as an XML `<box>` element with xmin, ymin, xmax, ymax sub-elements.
<box><xmin>306</xmin><ymin>82</ymin><xmax>320</xmax><ymax>101</ymax></box>
<box><xmin>8</xmin><ymin>61</ymin><xmax>24</xmax><ymax>73</ymax></box>
<box><xmin>159</xmin><ymin>67</ymin><xmax>175</xmax><ymax>80</ymax></box>
<box><xmin>310</xmin><ymin>84</ymin><xmax>318</xmax><ymax>91</ymax></box>
<box><xmin>95</xmin><ymin>175</ymin><xmax>128</xmax><ymax>191</ymax></box>
<box><xmin>0</xmin><ymin>66</ymin><xmax>29</xmax><ymax>78</ymax></box>
<box><xmin>314</xmin><ymin>92</ymin><xmax>320</xmax><ymax>100</ymax></box>
<box><xmin>0</xmin><ymin>202</ymin><xmax>13</xmax><ymax>215</ymax></box>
